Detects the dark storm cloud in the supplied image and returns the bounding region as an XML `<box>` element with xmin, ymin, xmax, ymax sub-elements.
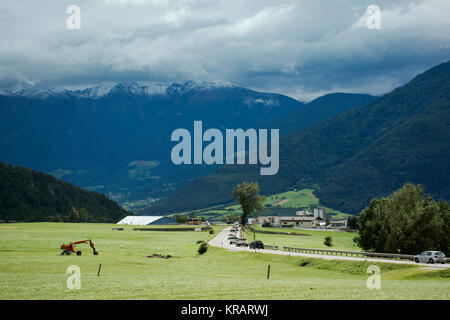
<box><xmin>0</xmin><ymin>0</ymin><xmax>449</xmax><ymax>100</ymax></box>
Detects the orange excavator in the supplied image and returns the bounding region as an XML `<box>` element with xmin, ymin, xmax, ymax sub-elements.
<box><xmin>60</xmin><ymin>240</ymin><xmax>98</xmax><ymax>256</ymax></box>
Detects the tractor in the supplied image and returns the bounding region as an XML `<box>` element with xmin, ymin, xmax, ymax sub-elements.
<box><xmin>60</xmin><ymin>239</ymin><xmax>98</xmax><ymax>256</ymax></box>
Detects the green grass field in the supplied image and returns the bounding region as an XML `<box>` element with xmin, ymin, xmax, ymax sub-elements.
<box><xmin>246</xmin><ymin>226</ymin><xmax>360</xmax><ymax>251</ymax></box>
<box><xmin>0</xmin><ymin>223</ymin><xmax>448</xmax><ymax>299</ymax></box>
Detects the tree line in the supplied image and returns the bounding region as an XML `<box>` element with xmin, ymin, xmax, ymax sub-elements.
<box><xmin>0</xmin><ymin>162</ymin><xmax>129</xmax><ymax>223</ymax></box>
<box><xmin>354</xmin><ymin>183</ymin><xmax>450</xmax><ymax>255</ymax></box>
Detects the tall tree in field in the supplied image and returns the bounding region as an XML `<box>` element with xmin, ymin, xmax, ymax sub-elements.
<box><xmin>354</xmin><ymin>183</ymin><xmax>450</xmax><ymax>255</ymax></box>
<box><xmin>232</xmin><ymin>182</ymin><xmax>265</xmax><ymax>226</ymax></box>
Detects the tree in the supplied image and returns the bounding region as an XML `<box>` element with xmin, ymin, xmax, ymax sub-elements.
<box><xmin>175</xmin><ymin>214</ymin><xmax>187</xmax><ymax>224</ymax></box>
<box><xmin>232</xmin><ymin>182</ymin><xmax>265</xmax><ymax>226</ymax></box>
<box><xmin>79</xmin><ymin>208</ymin><xmax>89</xmax><ymax>222</ymax></box>
<box><xmin>324</xmin><ymin>236</ymin><xmax>333</xmax><ymax>247</ymax></box>
<box><xmin>354</xmin><ymin>183</ymin><xmax>450</xmax><ymax>255</ymax></box>
<box><xmin>347</xmin><ymin>215</ymin><xmax>358</xmax><ymax>229</ymax></box>
<box><xmin>198</xmin><ymin>242</ymin><xmax>208</xmax><ymax>255</ymax></box>
<box><xmin>228</xmin><ymin>213</ymin><xmax>240</xmax><ymax>223</ymax></box>
<box><xmin>48</xmin><ymin>215</ymin><xmax>64</xmax><ymax>222</ymax></box>
<box><xmin>68</xmin><ymin>207</ymin><xmax>80</xmax><ymax>222</ymax></box>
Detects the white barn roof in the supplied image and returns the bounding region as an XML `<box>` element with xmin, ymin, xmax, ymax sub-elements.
<box><xmin>117</xmin><ymin>216</ymin><xmax>164</xmax><ymax>225</ymax></box>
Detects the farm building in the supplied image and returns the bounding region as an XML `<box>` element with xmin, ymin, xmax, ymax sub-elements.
<box><xmin>116</xmin><ymin>216</ymin><xmax>164</xmax><ymax>225</ymax></box>
<box><xmin>254</xmin><ymin>208</ymin><xmax>325</xmax><ymax>229</ymax></box>
<box><xmin>329</xmin><ymin>219</ymin><xmax>348</xmax><ymax>228</ymax></box>
<box><xmin>255</xmin><ymin>215</ymin><xmax>321</xmax><ymax>228</ymax></box>
<box><xmin>275</xmin><ymin>216</ymin><xmax>321</xmax><ymax>228</ymax></box>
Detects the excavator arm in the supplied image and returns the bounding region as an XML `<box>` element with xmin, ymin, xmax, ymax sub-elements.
<box><xmin>60</xmin><ymin>239</ymin><xmax>98</xmax><ymax>255</ymax></box>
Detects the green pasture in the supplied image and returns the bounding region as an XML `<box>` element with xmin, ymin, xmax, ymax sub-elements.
<box><xmin>0</xmin><ymin>223</ymin><xmax>448</xmax><ymax>299</ymax></box>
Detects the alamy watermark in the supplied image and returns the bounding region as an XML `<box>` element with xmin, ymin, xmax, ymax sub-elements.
<box><xmin>66</xmin><ymin>5</ymin><xmax>81</xmax><ymax>30</ymax></box>
<box><xmin>367</xmin><ymin>5</ymin><xmax>381</xmax><ymax>30</ymax></box>
<box><xmin>171</xmin><ymin>121</ymin><xmax>279</xmax><ymax>175</ymax></box>
<box><xmin>66</xmin><ymin>265</ymin><xmax>81</xmax><ymax>289</ymax></box>
<box><xmin>366</xmin><ymin>265</ymin><xmax>381</xmax><ymax>289</ymax></box>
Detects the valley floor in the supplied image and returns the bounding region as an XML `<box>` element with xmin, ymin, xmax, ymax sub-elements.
<box><xmin>0</xmin><ymin>223</ymin><xmax>448</xmax><ymax>299</ymax></box>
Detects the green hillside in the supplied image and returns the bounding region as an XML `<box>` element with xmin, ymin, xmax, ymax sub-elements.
<box><xmin>163</xmin><ymin>188</ymin><xmax>351</xmax><ymax>222</ymax></box>
<box><xmin>265</xmin><ymin>92</ymin><xmax>378</xmax><ymax>135</ymax></box>
<box><xmin>0</xmin><ymin>161</ymin><xmax>129</xmax><ymax>222</ymax></box>
<box><xmin>147</xmin><ymin>61</ymin><xmax>450</xmax><ymax>215</ymax></box>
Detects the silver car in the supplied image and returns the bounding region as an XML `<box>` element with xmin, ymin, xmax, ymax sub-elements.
<box><xmin>414</xmin><ymin>251</ymin><xmax>446</xmax><ymax>264</ymax></box>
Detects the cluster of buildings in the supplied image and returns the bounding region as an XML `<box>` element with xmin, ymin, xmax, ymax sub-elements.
<box><xmin>250</xmin><ymin>207</ymin><xmax>348</xmax><ymax>229</ymax></box>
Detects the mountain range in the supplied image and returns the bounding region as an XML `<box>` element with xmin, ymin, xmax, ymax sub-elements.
<box><xmin>2</xmin><ymin>61</ymin><xmax>449</xmax><ymax>219</ymax></box>
<box><xmin>0</xmin><ymin>81</ymin><xmax>304</xmax><ymax>203</ymax></box>
<box><xmin>146</xmin><ymin>61</ymin><xmax>450</xmax><ymax>215</ymax></box>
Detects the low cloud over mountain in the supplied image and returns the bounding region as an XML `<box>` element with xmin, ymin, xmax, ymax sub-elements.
<box><xmin>1</xmin><ymin>0</ymin><xmax>449</xmax><ymax>101</ymax></box>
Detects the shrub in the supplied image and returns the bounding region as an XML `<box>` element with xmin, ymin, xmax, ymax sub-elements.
<box><xmin>196</xmin><ymin>240</ymin><xmax>204</xmax><ymax>244</ymax></box>
<box><xmin>209</xmin><ymin>229</ymin><xmax>214</xmax><ymax>234</ymax></box>
<box><xmin>299</xmin><ymin>260</ymin><xmax>310</xmax><ymax>267</ymax></box>
<box><xmin>0</xmin><ymin>219</ymin><xmax>5</xmax><ymax>223</ymax></box>
<box><xmin>198</xmin><ymin>242</ymin><xmax>208</xmax><ymax>255</ymax></box>
<box><xmin>324</xmin><ymin>236</ymin><xmax>333</xmax><ymax>247</ymax></box>
<box><xmin>48</xmin><ymin>215</ymin><xmax>64</xmax><ymax>222</ymax></box>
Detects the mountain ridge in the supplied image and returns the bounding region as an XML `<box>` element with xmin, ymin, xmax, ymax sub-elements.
<box><xmin>146</xmin><ymin>61</ymin><xmax>450</xmax><ymax>215</ymax></box>
<box><xmin>0</xmin><ymin>80</ymin><xmax>242</xmax><ymax>100</ymax></box>
<box><xmin>0</xmin><ymin>81</ymin><xmax>304</xmax><ymax>203</ymax></box>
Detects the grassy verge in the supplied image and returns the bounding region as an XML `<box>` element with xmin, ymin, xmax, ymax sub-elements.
<box><xmin>245</xmin><ymin>226</ymin><xmax>359</xmax><ymax>251</ymax></box>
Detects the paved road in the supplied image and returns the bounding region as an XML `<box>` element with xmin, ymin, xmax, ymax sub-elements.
<box><xmin>209</xmin><ymin>227</ymin><xmax>449</xmax><ymax>269</ymax></box>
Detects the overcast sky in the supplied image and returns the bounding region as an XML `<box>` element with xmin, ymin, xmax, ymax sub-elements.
<box><xmin>0</xmin><ymin>0</ymin><xmax>449</xmax><ymax>101</ymax></box>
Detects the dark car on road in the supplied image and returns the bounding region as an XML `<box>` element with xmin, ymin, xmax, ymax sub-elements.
<box><xmin>249</xmin><ymin>240</ymin><xmax>264</xmax><ymax>249</ymax></box>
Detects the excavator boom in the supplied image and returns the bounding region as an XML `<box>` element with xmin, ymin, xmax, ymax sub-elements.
<box><xmin>60</xmin><ymin>239</ymin><xmax>98</xmax><ymax>256</ymax></box>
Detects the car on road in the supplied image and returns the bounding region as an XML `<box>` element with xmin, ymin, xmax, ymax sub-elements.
<box><xmin>227</xmin><ymin>233</ymin><xmax>238</xmax><ymax>239</ymax></box>
<box><xmin>414</xmin><ymin>251</ymin><xmax>446</xmax><ymax>264</ymax></box>
<box><xmin>229</xmin><ymin>238</ymin><xmax>238</xmax><ymax>245</ymax></box>
<box><xmin>230</xmin><ymin>228</ymin><xmax>238</xmax><ymax>232</ymax></box>
<box><xmin>236</xmin><ymin>239</ymin><xmax>248</xmax><ymax>247</ymax></box>
<box><xmin>249</xmin><ymin>240</ymin><xmax>264</xmax><ymax>249</ymax></box>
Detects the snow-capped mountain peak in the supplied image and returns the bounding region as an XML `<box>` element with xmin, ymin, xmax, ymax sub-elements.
<box><xmin>0</xmin><ymin>80</ymin><xmax>240</xmax><ymax>99</ymax></box>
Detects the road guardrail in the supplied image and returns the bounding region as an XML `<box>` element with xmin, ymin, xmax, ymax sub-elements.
<box><xmin>283</xmin><ymin>246</ymin><xmax>415</xmax><ymax>260</ymax></box>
